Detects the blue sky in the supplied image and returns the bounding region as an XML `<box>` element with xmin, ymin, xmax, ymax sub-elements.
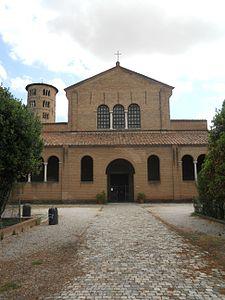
<box><xmin>1</xmin><ymin>0</ymin><xmax>225</xmax><ymax>125</ymax></box>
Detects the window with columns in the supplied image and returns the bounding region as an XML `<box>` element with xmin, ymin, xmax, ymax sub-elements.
<box><xmin>148</xmin><ymin>155</ymin><xmax>160</xmax><ymax>181</ymax></box>
<box><xmin>182</xmin><ymin>155</ymin><xmax>194</xmax><ymax>180</ymax></box>
<box><xmin>97</xmin><ymin>105</ymin><xmax>110</xmax><ymax>129</ymax></box>
<box><xmin>97</xmin><ymin>104</ymin><xmax>142</xmax><ymax>130</ymax></box>
<box><xmin>47</xmin><ymin>156</ymin><xmax>59</xmax><ymax>181</ymax></box>
<box><xmin>128</xmin><ymin>104</ymin><xmax>141</xmax><ymax>128</ymax></box>
<box><xmin>81</xmin><ymin>156</ymin><xmax>93</xmax><ymax>182</ymax></box>
<box><xmin>113</xmin><ymin>105</ymin><xmax>125</xmax><ymax>129</ymax></box>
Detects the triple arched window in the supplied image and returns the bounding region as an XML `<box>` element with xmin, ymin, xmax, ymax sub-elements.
<box><xmin>43</xmin><ymin>89</ymin><xmax>50</xmax><ymax>96</ymax></box>
<box><xmin>148</xmin><ymin>155</ymin><xmax>160</xmax><ymax>181</ymax></box>
<box><xmin>97</xmin><ymin>104</ymin><xmax>141</xmax><ymax>129</ymax></box>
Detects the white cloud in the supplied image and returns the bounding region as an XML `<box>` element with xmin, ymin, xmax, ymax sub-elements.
<box><xmin>0</xmin><ymin>62</ymin><xmax>7</xmax><ymax>82</ymax></box>
<box><xmin>49</xmin><ymin>78</ymin><xmax>68</xmax><ymax>122</ymax></box>
<box><xmin>47</xmin><ymin>0</ymin><xmax>222</xmax><ymax>59</ymax></box>
<box><xmin>196</xmin><ymin>96</ymin><xmax>224</xmax><ymax>127</ymax></box>
<box><xmin>1</xmin><ymin>0</ymin><xmax>225</xmax><ymax>80</ymax></box>
<box><xmin>1</xmin><ymin>0</ymin><xmax>225</xmax><ymax>123</ymax></box>
<box><xmin>202</xmin><ymin>82</ymin><xmax>225</xmax><ymax>94</ymax></box>
<box><xmin>10</xmin><ymin>76</ymin><xmax>32</xmax><ymax>93</ymax></box>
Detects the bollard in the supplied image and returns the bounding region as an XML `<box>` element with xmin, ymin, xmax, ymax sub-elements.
<box><xmin>22</xmin><ymin>204</ymin><xmax>31</xmax><ymax>218</ymax></box>
<box><xmin>48</xmin><ymin>207</ymin><xmax>58</xmax><ymax>225</ymax></box>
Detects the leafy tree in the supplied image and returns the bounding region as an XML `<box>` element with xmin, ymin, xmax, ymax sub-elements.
<box><xmin>0</xmin><ymin>86</ymin><xmax>43</xmax><ymax>216</ymax></box>
<box><xmin>198</xmin><ymin>100</ymin><xmax>225</xmax><ymax>219</ymax></box>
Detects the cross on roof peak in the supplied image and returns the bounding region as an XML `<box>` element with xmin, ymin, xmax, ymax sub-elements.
<box><xmin>115</xmin><ymin>51</ymin><xmax>122</xmax><ymax>66</ymax></box>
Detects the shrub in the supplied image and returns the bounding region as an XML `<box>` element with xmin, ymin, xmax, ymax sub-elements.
<box><xmin>96</xmin><ymin>191</ymin><xmax>107</xmax><ymax>204</ymax></box>
<box><xmin>137</xmin><ymin>192</ymin><xmax>146</xmax><ymax>203</ymax></box>
<box><xmin>197</xmin><ymin>100</ymin><xmax>225</xmax><ymax>220</ymax></box>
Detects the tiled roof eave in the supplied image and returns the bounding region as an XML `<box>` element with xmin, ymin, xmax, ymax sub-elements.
<box><xmin>42</xmin><ymin>130</ymin><xmax>209</xmax><ymax>147</ymax></box>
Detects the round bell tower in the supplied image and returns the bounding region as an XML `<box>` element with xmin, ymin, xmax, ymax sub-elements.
<box><xmin>25</xmin><ymin>83</ymin><xmax>58</xmax><ymax>123</ymax></box>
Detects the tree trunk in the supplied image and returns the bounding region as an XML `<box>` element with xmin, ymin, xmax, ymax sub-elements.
<box><xmin>0</xmin><ymin>182</ymin><xmax>13</xmax><ymax>217</ymax></box>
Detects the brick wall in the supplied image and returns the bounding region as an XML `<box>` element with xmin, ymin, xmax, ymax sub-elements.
<box><xmin>12</xmin><ymin>144</ymin><xmax>207</xmax><ymax>203</ymax></box>
<box><xmin>66</xmin><ymin>66</ymin><xmax>173</xmax><ymax>131</ymax></box>
<box><xmin>171</xmin><ymin>120</ymin><xmax>207</xmax><ymax>130</ymax></box>
<box><xmin>42</xmin><ymin>123</ymin><xmax>69</xmax><ymax>132</ymax></box>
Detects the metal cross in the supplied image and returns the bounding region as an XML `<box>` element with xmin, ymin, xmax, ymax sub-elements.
<box><xmin>115</xmin><ymin>50</ymin><xmax>122</xmax><ymax>62</ymax></box>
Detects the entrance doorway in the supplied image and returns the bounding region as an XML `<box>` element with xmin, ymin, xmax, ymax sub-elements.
<box><xmin>106</xmin><ymin>159</ymin><xmax>135</xmax><ymax>202</ymax></box>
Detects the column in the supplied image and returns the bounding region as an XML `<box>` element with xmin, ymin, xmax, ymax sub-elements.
<box><xmin>110</xmin><ymin>111</ymin><xmax>113</xmax><ymax>129</ymax></box>
<box><xmin>28</xmin><ymin>174</ymin><xmax>31</xmax><ymax>183</ymax></box>
<box><xmin>44</xmin><ymin>162</ymin><xmax>48</xmax><ymax>182</ymax></box>
<box><xmin>193</xmin><ymin>160</ymin><xmax>198</xmax><ymax>181</ymax></box>
<box><xmin>125</xmin><ymin>110</ymin><xmax>128</xmax><ymax>129</ymax></box>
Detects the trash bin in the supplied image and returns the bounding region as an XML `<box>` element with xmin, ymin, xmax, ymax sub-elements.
<box><xmin>22</xmin><ymin>204</ymin><xmax>31</xmax><ymax>218</ymax></box>
<box><xmin>48</xmin><ymin>207</ymin><xmax>58</xmax><ymax>225</ymax></box>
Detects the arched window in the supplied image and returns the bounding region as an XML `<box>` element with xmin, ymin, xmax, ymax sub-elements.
<box><xmin>47</xmin><ymin>156</ymin><xmax>59</xmax><ymax>181</ymax></box>
<box><xmin>32</xmin><ymin>158</ymin><xmax>44</xmax><ymax>182</ymax></box>
<box><xmin>97</xmin><ymin>105</ymin><xmax>110</xmax><ymax>129</ymax></box>
<box><xmin>43</xmin><ymin>89</ymin><xmax>45</xmax><ymax>95</ymax></box>
<box><xmin>48</xmin><ymin>90</ymin><xmax>50</xmax><ymax>96</ymax></box>
<box><xmin>197</xmin><ymin>154</ymin><xmax>206</xmax><ymax>174</ymax></box>
<box><xmin>128</xmin><ymin>104</ymin><xmax>141</xmax><ymax>128</ymax></box>
<box><xmin>81</xmin><ymin>156</ymin><xmax>93</xmax><ymax>182</ymax></box>
<box><xmin>182</xmin><ymin>155</ymin><xmax>194</xmax><ymax>180</ymax></box>
<box><xmin>43</xmin><ymin>101</ymin><xmax>50</xmax><ymax>108</ymax></box>
<box><xmin>113</xmin><ymin>105</ymin><xmax>125</xmax><ymax>129</ymax></box>
<box><xmin>148</xmin><ymin>155</ymin><xmax>160</xmax><ymax>181</ymax></box>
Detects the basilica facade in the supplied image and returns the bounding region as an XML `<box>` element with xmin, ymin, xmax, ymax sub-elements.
<box><xmin>15</xmin><ymin>62</ymin><xmax>208</xmax><ymax>203</ymax></box>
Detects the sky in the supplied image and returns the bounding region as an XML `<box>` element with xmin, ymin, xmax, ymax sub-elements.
<box><xmin>1</xmin><ymin>0</ymin><xmax>225</xmax><ymax>125</ymax></box>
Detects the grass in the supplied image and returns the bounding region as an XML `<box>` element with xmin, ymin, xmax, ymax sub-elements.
<box><xmin>0</xmin><ymin>282</ymin><xmax>21</xmax><ymax>293</ymax></box>
<box><xmin>181</xmin><ymin>231</ymin><xmax>225</xmax><ymax>264</ymax></box>
<box><xmin>0</xmin><ymin>218</ymin><xmax>20</xmax><ymax>229</ymax></box>
<box><xmin>149</xmin><ymin>209</ymin><xmax>225</xmax><ymax>270</ymax></box>
<box><xmin>32</xmin><ymin>259</ymin><xmax>44</xmax><ymax>266</ymax></box>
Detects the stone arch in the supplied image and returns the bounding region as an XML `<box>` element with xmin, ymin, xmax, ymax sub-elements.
<box><xmin>106</xmin><ymin>159</ymin><xmax>135</xmax><ymax>202</ymax></box>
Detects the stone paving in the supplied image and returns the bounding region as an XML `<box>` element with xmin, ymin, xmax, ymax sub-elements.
<box><xmin>45</xmin><ymin>204</ymin><xmax>225</xmax><ymax>300</ymax></box>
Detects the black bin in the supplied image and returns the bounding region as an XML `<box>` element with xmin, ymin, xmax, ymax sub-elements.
<box><xmin>48</xmin><ymin>207</ymin><xmax>58</xmax><ymax>225</ymax></box>
<box><xmin>22</xmin><ymin>204</ymin><xmax>31</xmax><ymax>218</ymax></box>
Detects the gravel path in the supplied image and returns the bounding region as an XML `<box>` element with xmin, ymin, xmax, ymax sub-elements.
<box><xmin>145</xmin><ymin>203</ymin><xmax>225</xmax><ymax>237</ymax></box>
<box><xmin>46</xmin><ymin>204</ymin><xmax>225</xmax><ymax>300</ymax></box>
<box><xmin>0</xmin><ymin>206</ymin><xmax>100</xmax><ymax>260</ymax></box>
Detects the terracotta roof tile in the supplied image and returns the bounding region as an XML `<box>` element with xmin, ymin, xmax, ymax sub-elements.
<box><xmin>42</xmin><ymin>130</ymin><xmax>208</xmax><ymax>147</ymax></box>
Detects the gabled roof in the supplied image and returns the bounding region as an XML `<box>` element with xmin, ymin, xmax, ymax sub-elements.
<box><xmin>43</xmin><ymin>130</ymin><xmax>208</xmax><ymax>147</ymax></box>
<box><xmin>65</xmin><ymin>63</ymin><xmax>174</xmax><ymax>91</ymax></box>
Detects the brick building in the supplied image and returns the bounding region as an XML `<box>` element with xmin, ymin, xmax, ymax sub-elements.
<box><xmin>17</xmin><ymin>62</ymin><xmax>208</xmax><ymax>203</ymax></box>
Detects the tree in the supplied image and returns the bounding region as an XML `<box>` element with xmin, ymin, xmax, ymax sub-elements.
<box><xmin>0</xmin><ymin>86</ymin><xmax>43</xmax><ymax>216</ymax></box>
<box><xmin>198</xmin><ymin>100</ymin><xmax>225</xmax><ymax>219</ymax></box>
